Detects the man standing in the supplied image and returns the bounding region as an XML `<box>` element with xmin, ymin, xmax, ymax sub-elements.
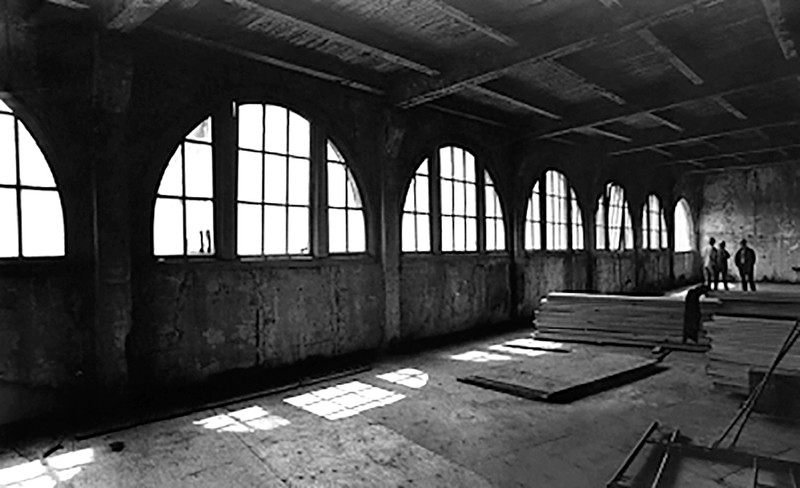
<box><xmin>716</xmin><ymin>241</ymin><xmax>730</xmax><ymax>291</ymax></box>
<box><xmin>703</xmin><ymin>237</ymin><xmax>718</xmax><ymax>289</ymax></box>
<box><xmin>735</xmin><ymin>239</ymin><xmax>757</xmax><ymax>291</ymax></box>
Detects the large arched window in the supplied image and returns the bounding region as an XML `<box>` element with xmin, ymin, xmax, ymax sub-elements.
<box><xmin>674</xmin><ymin>198</ymin><xmax>694</xmax><ymax>252</ymax></box>
<box><xmin>401</xmin><ymin>146</ymin><xmax>504</xmax><ymax>253</ymax></box>
<box><xmin>524</xmin><ymin>169</ymin><xmax>583</xmax><ymax>251</ymax></box>
<box><xmin>642</xmin><ymin>194</ymin><xmax>668</xmax><ymax>250</ymax></box>
<box><xmin>596</xmin><ymin>182</ymin><xmax>633</xmax><ymax>251</ymax></box>
<box><xmin>0</xmin><ymin>100</ymin><xmax>65</xmax><ymax>258</ymax></box>
<box><xmin>327</xmin><ymin>143</ymin><xmax>365</xmax><ymax>254</ymax></box>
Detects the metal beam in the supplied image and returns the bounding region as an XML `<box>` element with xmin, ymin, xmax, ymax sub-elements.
<box><xmin>575</xmin><ymin>126</ymin><xmax>632</xmax><ymax>142</ymax></box>
<box><xmin>225</xmin><ymin>0</ymin><xmax>439</xmax><ymax>76</ymax></box>
<box><xmin>636</xmin><ymin>28</ymin><xmax>703</xmax><ymax>85</ymax></box>
<box><xmin>761</xmin><ymin>0</ymin><xmax>798</xmax><ymax>60</ymax></box>
<box><xmin>107</xmin><ymin>0</ymin><xmax>170</xmax><ymax>32</ymax></box>
<box><xmin>429</xmin><ymin>0</ymin><xmax>518</xmax><ymax>47</ymax></box>
<box><xmin>469</xmin><ymin>85</ymin><xmax>561</xmax><ymax>119</ymax></box>
<box><xmin>712</xmin><ymin>95</ymin><xmax>748</xmax><ymax>120</ymax></box>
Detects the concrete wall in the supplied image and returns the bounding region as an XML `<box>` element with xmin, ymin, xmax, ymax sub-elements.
<box><xmin>700</xmin><ymin>162</ymin><xmax>800</xmax><ymax>282</ymax></box>
<box><xmin>517</xmin><ymin>253</ymin><xmax>589</xmax><ymax>317</ymax></box>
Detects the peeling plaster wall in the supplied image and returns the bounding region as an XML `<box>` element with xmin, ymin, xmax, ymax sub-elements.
<box><xmin>594</xmin><ymin>252</ymin><xmax>637</xmax><ymax>293</ymax></box>
<box><xmin>673</xmin><ymin>252</ymin><xmax>700</xmax><ymax>285</ymax></box>
<box><xmin>700</xmin><ymin>163</ymin><xmax>800</xmax><ymax>282</ymax></box>
<box><xmin>517</xmin><ymin>253</ymin><xmax>589</xmax><ymax>317</ymax></box>
<box><xmin>638</xmin><ymin>251</ymin><xmax>671</xmax><ymax>291</ymax></box>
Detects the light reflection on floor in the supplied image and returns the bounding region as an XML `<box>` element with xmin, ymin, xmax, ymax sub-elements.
<box><xmin>194</xmin><ymin>405</ymin><xmax>290</xmax><ymax>433</ymax></box>
<box><xmin>488</xmin><ymin>344</ymin><xmax>549</xmax><ymax>358</ymax></box>
<box><xmin>376</xmin><ymin>368</ymin><xmax>429</xmax><ymax>389</ymax></box>
<box><xmin>450</xmin><ymin>350</ymin><xmax>513</xmax><ymax>362</ymax></box>
<box><xmin>284</xmin><ymin>381</ymin><xmax>404</xmax><ymax>420</ymax></box>
<box><xmin>0</xmin><ymin>448</ymin><xmax>94</xmax><ymax>488</ymax></box>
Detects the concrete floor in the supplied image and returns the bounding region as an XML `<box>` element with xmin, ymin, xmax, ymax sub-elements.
<box><xmin>1</xmin><ymin>329</ymin><xmax>799</xmax><ymax>487</ymax></box>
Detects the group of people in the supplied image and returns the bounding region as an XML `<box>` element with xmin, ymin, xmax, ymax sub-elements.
<box><xmin>702</xmin><ymin>237</ymin><xmax>757</xmax><ymax>291</ymax></box>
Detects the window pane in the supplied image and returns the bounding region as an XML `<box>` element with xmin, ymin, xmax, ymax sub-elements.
<box><xmin>264</xmin><ymin>105</ymin><xmax>287</xmax><ymax>154</ymax></box>
<box><xmin>417</xmin><ymin>160</ymin><xmax>429</xmax><ymax>176</ymax></box>
<box><xmin>21</xmin><ymin>190</ymin><xmax>64</xmax><ymax>257</ymax></box>
<box><xmin>439</xmin><ymin>147</ymin><xmax>452</xmax><ymax>179</ymax></box>
<box><xmin>453</xmin><ymin>182</ymin><xmax>465</xmax><ymax>216</ymax></box>
<box><xmin>186</xmin><ymin>199</ymin><xmax>214</xmax><ymax>255</ymax></box>
<box><xmin>454</xmin><ymin>216</ymin><xmax>465</xmax><ymax>252</ymax></box>
<box><xmin>402</xmin><ymin>213</ymin><xmax>416</xmax><ymax>252</ymax></box>
<box><xmin>329</xmin><ymin>208</ymin><xmax>347</xmax><ymax>253</ymax></box>
<box><xmin>416</xmin><ymin>214</ymin><xmax>430</xmax><ymax>252</ymax></box>
<box><xmin>0</xmin><ymin>114</ymin><xmax>15</xmax><ymax>185</ymax></box>
<box><xmin>0</xmin><ymin>188</ymin><xmax>19</xmax><ymax>257</ymax></box>
<box><xmin>238</xmin><ymin>150</ymin><xmax>264</xmax><ymax>203</ymax></box>
<box><xmin>238</xmin><ymin>104</ymin><xmax>263</xmax><ymax>151</ymax></box>
<box><xmin>348</xmin><ymin>209</ymin><xmax>366</xmax><ymax>253</ymax></box>
<box><xmin>18</xmin><ymin>122</ymin><xmax>55</xmax><ymax>188</ymax></box>
<box><xmin>442</xmin><ymin>216</ymin><xmax>453</xmax><ymax>252</ymax></box>
<box><xmin>263</xmin><ymin>154</ymin><xmax>287</xmax><ymax>204</ymax></box>
<box><xmin>486</xmin><ymin>219</ymin><xmax>496</xmax><ymax>251</ymax></box>
<box><xmin>288</xmin><ymin>158</ymin><xmax>309</xmax><ymax>206</ymax></box>
<box><xmin>403</xmin><ymin>179</ymin><xmax>417</xmax><ymax>213</ymax></box>
<box><xmin>154</xmin><ymin>198</ymin><xmax>183</xmax><ymax>256</ymax></box>
<box><xmin>465</xmin><ymin>152</ymin><xmax>475</xmax><ymax>182</ymax></box>
<box><xmin>287</xmin><ymin>206</ymin><xmax>309</xmax><ymax>254</ymax></box>
<box><xmin>466</xmin><ymin>217</ymin><xmax>476</xmax><ymax>251</ymax></box>
<box><xmin>187</xmin><ymin>117</ymin><xmax>212</xmax><ymax>143</ymax></box>
<box><xmin>465</xmin><ymin>183</ymin><xmax>476</xmax><ymax>217</ymax></box>
<box><xmin>288</xmin><ymin>111</ymin><xmax>310</xmax><ymax>158</ymax></box>
<box><xmin>184</xmin><ymin>142</ymin><xmax>213</xmax><ymax>198</ymax></box>
<box><xmin>0</xmin><ymin>100</ymin><xmax>10</xmax><ymax>113</ymax></box>
<box><xmin>328</xmin><ymin>162</ymin><xmax>346</xmax><ymax>208</ymax></box>
<box><xmin>345</xmin><ymin>168</ymin><xmax>362</xmax><ymax>208</ymax></box>
<box><xmin>441</xmin><ymin>180</ymin><xmax>453</xmax><ymax>215</ymax></box>
<box><xmin>496</xmin><ymin>220</ymin><xmax>506</xmax><ymax>250</ymax></box>
<box><xmin>237</xmin><ymin>203</ymin><xmax>262</xmax><ymax>255</ymax></box>
<box><xmin>263</xmin><ymin>205</ymin><xmax>287</xmax><ymax>254</ymax></box>
<box><xmin>415</xmin><ymin>175</ymin><xmax>428</xmax><ymax>213</ymax></box>
<box><xmin>158</xmin><ymin>148</ymin><xmax>183</xmax><ymax>197</ymax></box>
<box><xmin>453</xmin><ymin>148</ymin><xmax>465</xmax><ymax>181</ymax></box>
<box><xmin>327</xmin><ymin>142</ymin><xmax>343</xmax><ymax>162</ymax></box>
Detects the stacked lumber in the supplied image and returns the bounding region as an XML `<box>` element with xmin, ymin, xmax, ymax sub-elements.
<box><xmin>705</xmin><ymin>315</ymin><xmax>800</xmax><ymax>395</ymax></box>
<box><xmin>709</xmin><ymin>290</ymin><xmax>800</xmax><ymax>320</ymax></box>
<box><xmin>532</xmin><ymin>292</ymin><xmax>719</xmax><ymax>351</ymax></box>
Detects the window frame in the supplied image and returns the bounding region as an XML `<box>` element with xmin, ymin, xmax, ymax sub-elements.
<box><xmin>674</xmin><ymin>198</ymin><xmax>694</xmax><ymax>252</ymax></box>
<box><xmin>525</xmin><ymin>169</ymin><xmax>584</xmax><ymax>252</ymax></box>
<box><xmin>596</xmin><ymin>182</ymin><xmax>634</xmax><ymax>251</ymax></box>
<box><xmin>642</xmin><ymin>193</ymin><xmax>668</xmax><ymax>250</ymax></box>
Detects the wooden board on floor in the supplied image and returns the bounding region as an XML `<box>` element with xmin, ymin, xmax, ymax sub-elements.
<box><xmin>457</xmin><ymin>352</ymin><xmax>663</xmax><ymax>403</ymax></box>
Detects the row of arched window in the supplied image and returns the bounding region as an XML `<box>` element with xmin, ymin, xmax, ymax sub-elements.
<box><xmin>0</xmin><ymin>100</ymin><xmax>695</xmax><ymax>260</ymax></box>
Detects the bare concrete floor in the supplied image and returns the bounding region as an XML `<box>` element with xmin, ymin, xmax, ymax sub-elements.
<box><xmin>1</xmin><ymin>329</ymin><xmax>799</xmax><ymax>487</ymax></box>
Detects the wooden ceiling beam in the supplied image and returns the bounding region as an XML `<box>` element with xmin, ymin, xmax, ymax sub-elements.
<box><xmin>646</xmin><ymin>112</ymin><xmax>683</xmax><ymax>132</ymax></box>
<box><xmin>549</xmin><ymin>61</ymin><xmax>626</xmax><ymax>105</ymax></box>
<box><xmin>427</xmin><ymin>104</ymin><xmax>506</xmax><ymax>127</ymax></box>
<box><xmin>575</xmin><ymin>126</ymin><xmax>632</xmax><ymax>142</ymax></box>
<box><xmin>429</xmin><ymin>0</ymin><xmax>518</xmax><ymax>47</ymax></box>
<box><xmin>760</xmin><ymin>0</ymin><xmax>798</xmax><ymax>60</ymax></box>
<box><xmin>663</xmin><ymin>142</ymin><xmax>800</xmax><ymax>166</ymax></box>
<box><xmin>712</xmin><ymin>95</ymin><xmax>748</xmax><ymax>120</ymax></box>
<box><xmin>392</xmin><ymin>0</ymin><xmax>719</xmax><ymax>109</ymax></box>
<box><xmin>469</xmin><ymin>85</ymin><xmax>561</xmax><ymax>119</ymax></box>
<box><xmin>107</xmin><ymin>0</ymin><xmax>170</xmax><ymax>32</ymax></box>
<box><xmin>636</xmin><ymin>28</ymin><xmax>703</xmax><ymax>85</ymax></box>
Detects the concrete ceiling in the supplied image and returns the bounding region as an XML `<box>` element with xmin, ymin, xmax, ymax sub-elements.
<box><xmin>29</xmin><ymin>0</ymin><xmax>800</xmax><ymax>172</ymax></box>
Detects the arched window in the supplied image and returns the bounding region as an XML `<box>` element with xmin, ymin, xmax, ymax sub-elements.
<box><xmin>525</xmin><ymin>170</ymin><xmax>583</xmax><ymax>251</ymax></box>
<box><xmin>596</xmin><ymin>182</ymin><xmax>633</xmax><ymax>251</ymax></box>
<box><xmin>674</xmin><ymin>198</ymin><xmax>694</xmax><ymax>252</ymax></box>
<box><xmin>327</xmin><ymin>143</ymin><xmax>365</xmax><ymax>253</ymax></box>
<box><xmin>642</xmin><ymin>194</ymin><xmax>668</xmax><ymax>250</ymax></box>
<box><xmin>154</xmin><ymin>117</ymin><xmax>214</xmax><ymax>256</ymax></box>
<box><xmin>401</xmin><ymin>146</ymin><xmax>504</xmax><ymax>254</ymax></box>
<box><xmin>0</xmin><ymin>100</ymin><xmax>65</xmax><ymax>258</ymax></box>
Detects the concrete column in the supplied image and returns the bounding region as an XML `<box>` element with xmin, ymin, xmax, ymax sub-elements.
<box><xmin>381</xmin><ymin>120</ymin><xmax>403</xmax><ymax>347</ymax></box>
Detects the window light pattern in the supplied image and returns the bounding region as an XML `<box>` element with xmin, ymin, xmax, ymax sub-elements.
<box><xmin>596</xmin><ymin>182</ymin><xmax>633</xmax><ymax>251</ymax></box>
<box><xmin>440</xmin><ymin>146</ymin><xmax>477</xmax><ymax>252</ymax></box>
<box><xmin>642</xmin><ymin>194</ymin><xmax>668</xmax><ymax>249</ymax></box>
<box><xmin>525</xmin><ymin>181</ymin><xmax>542</xmax><ymax>250</ymax></box>
<box><xmin>284</xmin><ymin>381</ymin><xmax>404</xmax><ymax>420</ymax></box>
<box><xmin>0</xmin><ymin>100</ymin><xmax>65</xmax><ymax>258</ymax></box>
<box><xmin>376</xmin><ymin>368</ymin><xmax>429</xmax><ymax>389</ymax></box>
<box><xmin>194</xmin><ymin>405</ymin><xmax>290</xmax><ymax>433</ymax></box>
<box><xmin>451</xmin><ymin>350</ymin><xmax>512</xmax><ymax>362</ymax></box>
<box><xmin>0</xmin><ymin>448</ymin><xmax>94</xmax><ymax>487</ymax></box>
<box><xmin>674</xmin><ymin>198</ymin><xmax>694</xmax><ymax>252</ymax></box>
<box><xmin>401</xmin><ymin>160</ymin><xmax>431</xmax><ymax>252</ymax></box>
<box><xmin>571</xmin><ymin>189</ymin><xmax>584</xmax><ymax>250</ymax></box>
<box><xmin>237</xmin><ymin>104</ymin><xmax>310</xmax><ymax>256</ymax></box>
<box><xmin>154</xmin><ymin>117</ymin><xmax>213</xmax><ymax>257</ymax></box>
<box><xmin>484</xmin><ymin>171</ymin><xmax>505</xmax><ymax>251</ymax></box>
<box><xmin>488</xmin><ymin>344</ymin><xmax>549</xmax><ymax>358</ymax></box>
<box><xmin>327</xmin><ymin>143</ymin><xmax>366</xmax><ymax>253</ymax></box>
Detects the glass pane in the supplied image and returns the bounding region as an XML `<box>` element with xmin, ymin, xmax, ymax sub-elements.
<box><xmin>403</xmin><ymin>179</ymin><xmax>416</xmax><ymax>213</ymax></box>
<box><xmin>453</xmin><ymin>148</ymin><xmax>465</xmax><ymax>181</ymax></box>
<box><xmin>263</xmin><ymin>153</ymin><xmax>287</xmax><ymax>205</ymax></box>
<box><xmin>153</xmin><ymin>198</ymin><xmax>183</xmax><ymax>256</ymax></box>
<box><xmin>496</xmin><ymin>220</ymin><xmax>506</xmax><ymax>250</ymax></box>
<box><xmin>288</xmin><ymin>111</ymin><xmax>310</xmax><ymax>158</ymax></box>
<box><xmin>329</xmin><ymin>208</ymin><xmax>347</xmax><ymax>253</ymax></box>
<box><xmin>0</xmin><ymin>188</ymin><xmax>19</xmax><ymax>257</ymax></box>
<box><xmin>263</xmin><ymin>205</ymin><xmax>287</xmax><ymax>254</ymax></box>
<box><xmin>402</xmin><ymin>213</ymin><xmax>416</xmax><ymax>252</ymax></box>
<box><xmin>0</xmin><ymin>100</ymin><xmax>10</xmax><ymax>113</ymax></box>
<box><xmin>18</xmin><ymin>122</ymin><xmax>55</xmax><ymax>188</ymax></box>
<box><xmin>184</xmin><ymin>142</ymin><xmax>213</xmax><ymax>198</ymax></box>
<box><xmin>546</xmin><ymin>222</ymin><xmax>555</xmax><ymax>250</ymax></box>
<box><xmin>466</xmin><ymin>217</ymin><xmax>476</xmax><ymax>251</ymax></box>
<box><xmin>465</xmin><ymin>152</ymin><xmax>475</xmax><ymax>182</ymax></box>
<box><xmin>441</xmin><ymin>180</ymin><xmax>453</xmax><ymax>215</ymax></box>
<box><xmin>158</xmin><ymin>148</ymin><xmax>183</xmax><ymax>197</ymax></box>
<box><xmin>454</xmin><ymin>216</ymin><xmax>466</xmax><ymax>252</ymax></box>
<box><xmin>465</xmin><ymin>183</ymin><xmax>476</xmax><ymax>217</ymax></box>
<box><xmin>264</xmin><ymin>105</ymin><xmax>287</xmax><ymax>154</ymax></box>
<box><xmin>327</xmin><ymin>142</ymin><xmax>343</xmax><ymax>162</ymax></box>
<box><xmin>237</xmin><ymin>203</ymin><xmax>262</xmax><ymax>256</ymax></box>
<box><xmin>442</xmin><ymin>215</ymin><xmax>453</xmax><ymax>252</ymax></box>
<box><xmin>417</xmin><ymin>160</ymin><xmax>428</xmax><ymax>176</ymax></box>
<box><xmin>238</xmin><ymin>150</ymin><xmax>264</xmax><ymax>203</ymax></box>
<box><xmin>416</xmin><ymin>214</ymin><xmax>430</xmax><ymax>252</ymax></box>
<box><xmin>328</xmin><ymin>162</ymin><xmax>346</xmax><ymax>208</ymax></box>
<box><xmin>454</xmin><ymin>181</ymin><xmax>465</xmax><ymax>216</ymax></box>
<box><xmin>238</xmin><ymin>104</ymin><xmax>263</xmax><ymax>151</ymax></box>
<box><xmin>0</xmin><ymin>114</ymin><xmax>16</xmax><ymax>185</ymax></box>
<box><xmin>348</xmin><ymin>209</ymin><xmax>366</xmax><ymax>253</ymax></box>
<box><xmin>288</xmin><ymin>158</ymin><xmax>309</xmax><ymax>206</ymax></box>
<box><xmin>486</xmin><ymin>219</ymin><xmax>496</xmax><ymax>251</ymax></box>
<box><xmin>21</xmin><ymin>189</ymin><xmax>64</xmax><ymax>257</ymax></box>
<box><xmin>525</xmin><ymin>221</ymin><xmax>534</xmax><ymax>250</ymax></box>
<box><xmin>439</xmin><ymin>147</ymin><xmax>452</xmax><ymax>179</ymax></box>
<box><xmin>287</xmin><ymin>206</ymin><xmax>309</xmax><ymax>254</ymax></box>
<box><xmin>414</xmin><ymin>175</ymin><xmax>428</xmax><ymax>213</ymax></box>
<box><xmin>345</xmin><ymin>168</ymin><xmax>362</xmax><ymax>208</ymax></box>
<box><xmin>187</xmin><ymin>117</ymin><xmax>212</xmax><ymax>143</ymax></box>
<box><xmin>186</xmin><ymin>200</ymin><xmax>214</xmax><ymax>255</ymax></box>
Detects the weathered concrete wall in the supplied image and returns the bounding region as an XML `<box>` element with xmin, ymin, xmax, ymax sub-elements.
<box><xmin>638</xmin><ymin>251</ymin><xmax>672</xmax><ymax>291</ymax></box>
<box><xmin>700</xmin><ymin>162</ymin><xmax>800</xmax><ymax>282</ymax></box>
<box><xmin>517</xmin><ymin>253</ymin><xmax>589</xmax><ymax>317</ymax></box>
<box><xmin>594</xmin><ymin>252</ymin><xmax>637</xmax><ymax>293</ymax></box>
<box><xmin>673</xmin><ymin>252</ymin><xmax>701</xmax><ymax>285</ymax></box>
<box><xmin>399</xmin><ymin>256</ymin><xmax>512</xmax><ymax>340</ymax></box>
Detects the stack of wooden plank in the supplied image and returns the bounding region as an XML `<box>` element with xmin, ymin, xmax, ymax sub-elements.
<box><xmin>532</xmin><ymin>292</ymin><xmax>719</xmax><ymax>351</ymax></box>
<box><xmin>709</xmin><ymin>290</ymin><xmax>800</xmax><ymax>320</ymax></box>
<box><xmin>705</xmin><ymin>315</ymin><xmax>800</xmax><ymax>395</ymax></box>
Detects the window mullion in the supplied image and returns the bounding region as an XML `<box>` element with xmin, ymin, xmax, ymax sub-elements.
<box><xmin>14</xmin><ymin>118</ymin><xmax>22</xmax><ymax>257</ymax></box>
<box><xmin>430</xmin><ymin>151</ymin><xmax>441</xmax><ymax>254</ymax></box>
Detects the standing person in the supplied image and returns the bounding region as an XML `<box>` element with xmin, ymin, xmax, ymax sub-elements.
<box><xmin>703</xmin><ymin>237</ymin><xmax>718</xmax><ymax>289</ymax></box>
<box><xmin>716</xmin><ymin>241</ymin><xmax>730</xmax><ymax>291</ymax></box>
<box><xmin>735</xmin><ymin>239</ymin><xmax>757</xmax><ymax>291</ymax></box>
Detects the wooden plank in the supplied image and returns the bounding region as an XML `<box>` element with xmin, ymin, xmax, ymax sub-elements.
<box><xmin>760</xmin><ymin>0</ymin><xmax>798</xmax><ymax>60</ymax></box>
<box><xmin>429</xmin><ymin>0</ymin><xmax>518</xmax><ymax>47</ymax></box>
<box><xmin>647</xmin><ymin>113</ymin><xmax>684</xmax><ymax>132</ymax></box>
<box><xmin>712</xmin><ymin>95</ymin><xmax>748</xmax><ymax>120</ymax></box>
<box><xmin>636</xmin><ymin>28</ymin><xmax>703</xmax><ymax>85</ymax></box>
<box><xmin>469</xmin><ymin>85</ymin><xmax>561</xmax><ymax>120</ymax></box>
<box><xmin>575</xmin><ymin>126</ymin><xmax>632</xmax><ymax>142</ymax></box>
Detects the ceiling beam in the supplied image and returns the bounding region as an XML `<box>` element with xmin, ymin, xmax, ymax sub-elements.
<box><xmin>548</xmin><ymin>61</ymin><xmax>626</xmax><ymax>105</ymax></box>
<box><xmin>469</xmin><ymin>85</ymin><xmax>561</xmax><ymax>119</ymax></box>
<box><xmin>663</xmin><ymin>142</ymin><xmax>800</xmax><ymax>166</ymax></box>
<box><xmin>392</xmin><ymin>0</ymin><xmax>720</xmax><ymax>108</ymax></box>
<box><xmin>107</xmin><ymin>0</ymin><xmax>170</xmax><ymax>32</ymax></box>
<box><xmin>636</xmin><ymin>28</ymin><xmax>703</xmax><ymax>85</ymax></box>
<box><xmin>760</xmin><ymin>0</ymin><xmax>798</xmax><ymax>60</ymax></box>
<box><xmin>645</xmin><ymin>112</ymin><xmax>683</xmax><ymax>132</ymax></box>
<box><xmin>46</xmin><ymin>0</ymin><xmax>89</xmax><ymax>9</ymax></box>
<box><xmin>575</xmin><ymin>126</ymin><xmax>632</xmax><ymax>142</ymax></box>
<box><xmin>429</xmin><ymin>0</ymin><xmax>518</xmax><ymax>47</ymax></box>
<box><xmin>712</xmin><ymin>95</ymin><xmax>748</xmax><ymax>120</ymax></box>
<box><xmin>427</xmin><ymin>104</ymin><xmax>506</xmax><ymax>127</ymax></box>
<box><xmin>650</xmin><ymin>147</ymin><xmax>673</xmax><ymax>157</ymax></box>
<box><xmin>226</xmin><ymin>0</ymin><xmax>439</xmax><ymax>77</ymax></box>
